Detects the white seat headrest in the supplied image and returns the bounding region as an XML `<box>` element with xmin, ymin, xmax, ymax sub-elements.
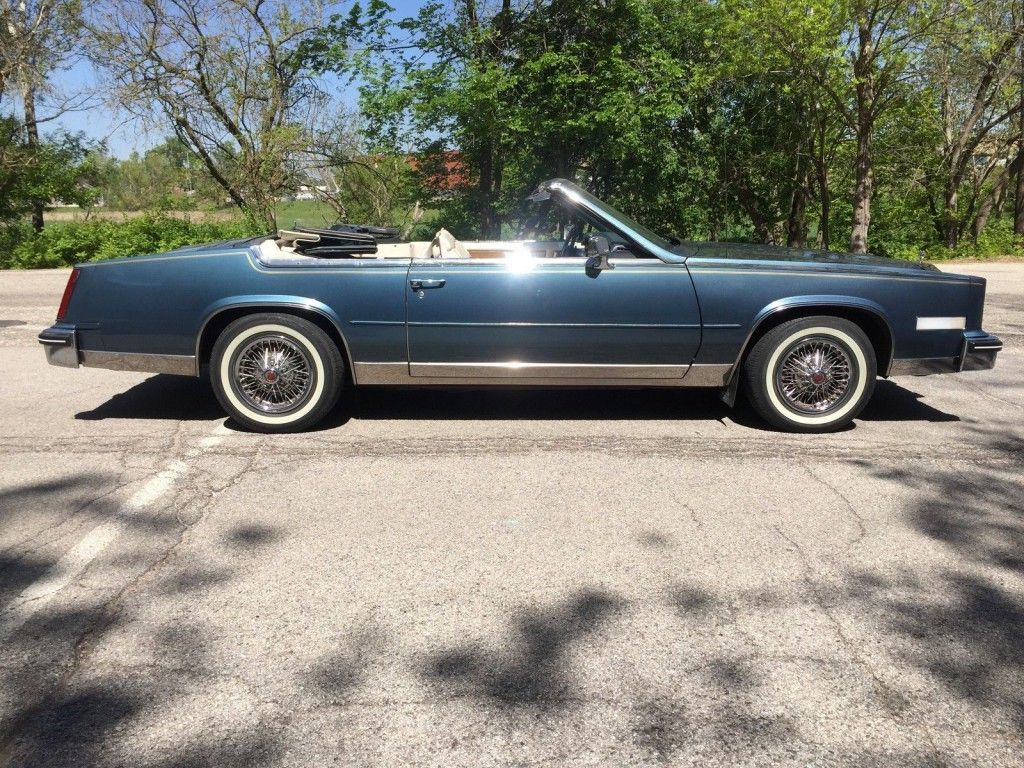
<box><xmin>431</xmin><ymin>228</ymin><xmax>471</xmax><ymax>259</ymax></box>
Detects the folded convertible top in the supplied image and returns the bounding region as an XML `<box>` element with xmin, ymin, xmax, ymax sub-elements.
<box><xmin>276</xmin><ymin>224</ymin><xmax>402</xmax><ymax>258</ymax></box>
<box><xmin>330</xmin><ymin>223</ymin><xmax>403</xmax><ymax>242</ymax></box>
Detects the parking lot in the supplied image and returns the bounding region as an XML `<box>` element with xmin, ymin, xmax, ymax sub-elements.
<box><xmin>0</xmin><ymin>264</ymin><xmax>1022</xmax><ymax>766</ymax></box>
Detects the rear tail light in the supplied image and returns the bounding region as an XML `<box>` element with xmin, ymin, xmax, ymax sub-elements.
<box><xmin>57</xmin><ymin>268</ymin><xmax>80</xmax><ymax>321</ymax></box>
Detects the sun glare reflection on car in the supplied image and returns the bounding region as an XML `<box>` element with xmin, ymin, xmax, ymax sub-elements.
<box><xmin>506</xmin><ymin>247</ymin><xmax>539</xmax><ymax>272</ymax></box>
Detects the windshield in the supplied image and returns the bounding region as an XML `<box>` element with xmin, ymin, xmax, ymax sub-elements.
<box><xmin>563</xmin><ymin>185</ymin><xmax>673</xmax><ymax>251</ymax></box>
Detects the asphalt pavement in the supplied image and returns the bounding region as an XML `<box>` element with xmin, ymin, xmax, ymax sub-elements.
<box><xmin>0</xmin><ymin>263</ymin><xmax>1022</xmax><ymax>767</ymax></box>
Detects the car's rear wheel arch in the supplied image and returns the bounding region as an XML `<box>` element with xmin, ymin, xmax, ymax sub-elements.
<box><xmin>198</xmin><ymin>305</ymin><xmax>353</xmax><ymax>384</ymax></box>
<box><xmin>732</xmin><ymin>304</ymin><xmax>893</xmax><ymax>384</ymax></box>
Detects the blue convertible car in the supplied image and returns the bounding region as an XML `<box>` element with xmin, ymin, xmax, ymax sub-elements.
<box><xmin>39</xmin><ymin>179</ymin><xmax>1001</xmax><ymax>433</ymax></box>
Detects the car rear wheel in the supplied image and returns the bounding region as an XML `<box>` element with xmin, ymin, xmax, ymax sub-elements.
<box><xmin>210</xmin><ymin>313</ymin><xmax>343</xmax><ymax>433</ymax></box>
<box><xmin>742</xmin><ymin>316</ymin><xmax>876</xmax><ymax>433</ymax></box>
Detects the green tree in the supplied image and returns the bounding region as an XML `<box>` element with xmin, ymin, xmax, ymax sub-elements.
<box><xmin>86</xmin><ymin>0</ymin><xmax>348</xmax><ymax>229</ymax></box>
<box><xmin>0</xmin><ymin>118</ymin><xmax>102</xmax><ymax>222</ymax></box>
<box><xmin>1</xmin><ymin>0</ymin><xmax>89</xmax><ymax>231</ymax></box>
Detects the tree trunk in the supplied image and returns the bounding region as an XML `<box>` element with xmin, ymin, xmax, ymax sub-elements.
<box><xmin>1016</xmin><ymin>156</ymin><xmax>1024</xmax><ymax>236</ymax></box>
<box><xmin>849</xmin><ymin>9</ymin><xmax>874</xmax><ymax>254</ymax></box>
<box><xmin>850</xmin><ymin>127</ymin><xmax>873</xmax><ymax>253</ymax></box>
<box><xmin>811</xmin><ymin>100</ymin><xmax>832</xmax><ymax>251</ymax></box>
<box><xmin>736</xmin><ymin>180</ymin><xmax>774</xmax><ymax>244</ymax></box>
<box><xmin>787</xmin><ymin>141</ymin><xmax>810</xmax><ymax>248</ymax></box>
<box><xmin>478</xmin><ymin>143</ymin><xmax>497</xmax><ymax>238</ymax></box>
<box><xmin>943</xmin><ymin>182</ymin><xmax>959</xmax><ymax>248</ymax></box>
<box><xmin>972</xmin><ymin>162</ymin><xmax>1012</xmax><ymax>241</ymax></box>
<box><xmin>817</xmin><ymin>164</ymin><xmax>831</xmax><ymax>251</ymax></box>
<box><xmin>22</xmin><ymin>84</ymin><xmax>44</xmax><ymax>233</ymax></box>
<box><xmin>1016</xmin><ymin>40</ymin><xmax>1024</xmax><ymax>235</ymax></box>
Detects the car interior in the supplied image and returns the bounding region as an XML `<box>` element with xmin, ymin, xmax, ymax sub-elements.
<box><xmin>255</xmin><ymin>197</ymin><xmax>648</xmax><ymax>266</ymax></box>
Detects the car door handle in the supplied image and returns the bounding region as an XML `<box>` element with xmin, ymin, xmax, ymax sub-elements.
<box><xmin>410</xmin><ymin>278</ymin><xmax>446</xmax><ymax>290</ymax></box>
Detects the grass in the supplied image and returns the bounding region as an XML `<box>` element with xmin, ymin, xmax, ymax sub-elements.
<box><xmin>927</xmin><ymin>254</ymin><xmax>1024</xmax><ymax>264</ymax></box>
<box><xmin>46</xmin><ymin>200</ymin><xmax>341</xmax><ymax>228</ymax></box>
<box><xmin>274</xmin><ymin>200</ymin><xmax>339</xmax><ymax>228</ymax></box>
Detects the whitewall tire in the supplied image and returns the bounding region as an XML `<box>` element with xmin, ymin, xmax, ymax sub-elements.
<box><xmin>742</xmin><ymin>316</ymin><xmax>876</xmax><ymax>433</ymax></box>
<box><xmin>210</xmin><ymin>313</ymin><xmax>343</xmax><ymax>433</ymax></box>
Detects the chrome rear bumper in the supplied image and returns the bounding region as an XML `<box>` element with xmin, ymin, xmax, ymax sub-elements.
<box><xmin>38</xmin><ymin>326</ymin><xmax>79</xmax><ymax>368</ymax></box>
<box><xmin>39</xmin><ymin>325</ymin><xmax>197</xmax><ymax>375</ymax></box>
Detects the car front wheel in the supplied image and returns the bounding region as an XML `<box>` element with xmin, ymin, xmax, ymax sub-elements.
<box><xmin>210</xmin><ymin>313</ymin><xmax>343</xmax><ymax>433</ymax></box>
<box><xmin>742</xmin><ymin>316</ymin><xmax>876</xmax><ymax>433</ymax></box>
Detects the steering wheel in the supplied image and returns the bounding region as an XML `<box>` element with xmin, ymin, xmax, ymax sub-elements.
<box><xmin>517</xmin><ymin>201</ymin><xmax>551</xmax><ymax>240</ymax></box>
<box><xmin>561</xmin><ymin>220</ymin><xmax>585</xmax><ymax>257</ymax></box>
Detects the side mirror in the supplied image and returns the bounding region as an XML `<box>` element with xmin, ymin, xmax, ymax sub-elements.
<box><xmin>585</xmin><ymin>235</ymin><xmax>614</xmax><ymax>271</ymax></box>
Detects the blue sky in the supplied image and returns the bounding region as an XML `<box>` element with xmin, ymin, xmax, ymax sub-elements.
<box><xmin>51</xmin><ymin>0</ymin><xmax>428</xmax><ymax>158</ymax></box>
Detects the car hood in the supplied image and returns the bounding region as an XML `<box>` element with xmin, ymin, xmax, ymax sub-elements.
<box><xmin>681</xmin><ymin>241</ymin><xmax>940</xmax><ymax>273</ymax></box>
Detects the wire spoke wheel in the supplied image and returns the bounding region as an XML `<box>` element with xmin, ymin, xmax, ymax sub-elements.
<box><xmin>774</xmin><ymin>337</ymin><xmax>854</xmax><ymax>414</ymax></box>
<box><xmin>231</xmin><ymin>333</ymin><xmax>315</xmax><ymax>414</ymax></box>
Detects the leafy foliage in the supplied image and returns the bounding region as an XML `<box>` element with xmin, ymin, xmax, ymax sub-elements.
<box><xmin>7</xmin><ymin>0</ymin><xmax>1024</xmax><ymax>264</ymax></box>
<box><xmin>0</xmin><ymin>118</ymin><xmax>102</xmax><ymax>221</ymax></box>
<box><xmin>313</xmin><ymin>0</ymin><xmax>1024</xmax><ymax>259</ymax></box>
<box><xmin>0</xmin><ymin>215</ymin><xmax>258</xmax><ymax>269</ymax></box>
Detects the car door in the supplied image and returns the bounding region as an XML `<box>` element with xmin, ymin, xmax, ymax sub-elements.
<box><xmin>405</xmin><ymin>250</ymin><xmax>702</xmax><ymax>381</ymax></box>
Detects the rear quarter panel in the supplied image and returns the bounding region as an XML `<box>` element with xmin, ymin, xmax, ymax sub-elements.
<box><xmin>65</xmin><ymin>249</ymin><xmax>410</xmax><ymax>363</ymax></box>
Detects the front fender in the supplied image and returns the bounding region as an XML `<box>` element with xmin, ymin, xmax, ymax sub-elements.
<box><xmin>729</xmin><ymin>294</ymin><xmax>895</xmax><ymax>383</ymax></box>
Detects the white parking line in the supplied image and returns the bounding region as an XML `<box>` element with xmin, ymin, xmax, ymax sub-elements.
<box><xmin>0</xmin><ymin>424</ymin><xmax>230</xmax><ymax>642</ymax></box>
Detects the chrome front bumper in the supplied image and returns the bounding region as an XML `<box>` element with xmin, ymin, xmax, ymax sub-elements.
<box><xmin>889</xmin><ymin>330</ymin><xmax>1002</xmax><ymax>376</ymax></box>
<box><xmin>38</xmin><ymin>326</ymin><xmax>79</xmax><ymax>368</ymax></box>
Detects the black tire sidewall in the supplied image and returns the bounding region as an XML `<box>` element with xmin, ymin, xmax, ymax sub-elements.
<box><xmin>210</xmin><ymin>313</ymin><xmax>343</xmax><ymax>433</ymax></box>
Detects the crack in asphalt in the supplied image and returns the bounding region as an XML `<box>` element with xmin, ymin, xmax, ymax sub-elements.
<box><xmin>0</xmin><ymin>431</ymin><xmax>268</xmax><ymax>765</ymax></box>
<box><xmin>770</xmin><ymin>524</ymin><xmax>947</xmax><ymax>766</ymax></box>
<box><xmin>176</xmin><ymin>436</ymin><xmax>1024</xmax><ymax>463</ymax></box>
<box><xmin>2</xmin><ymin>431</ymin><xmax>1023</xmax><ymax>469</ymax></box>
<box><xmin>960</xmin><ymin>379</ymin><xmax>1024</xmax><ymax>411</ymax></box>
<box><xmin>802</xmin><ymin>464</ymin><xmax>869</xmax><ymax>545</ymax></box>
<box><xmin>0</xmin><ymin>478</ymin><xmax>131</xmax><ymax>563</ymax></box>
<box><xmin>63</xmin><ymin>434</ymin><xmax>266</xmax><ymax>665</ymax></box>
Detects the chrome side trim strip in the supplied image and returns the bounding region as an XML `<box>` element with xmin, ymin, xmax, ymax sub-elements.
<box><xmin>410</xmin><ymin>362</ymin><xmax>687</xmax><ymax>379</ymax></box>
<box><xmin>916</xmin><ymin>316</ymin><xmax>966</xmax><ymax>331</ymax></box>
<box><xmin>353</xmin><ymin>361</ymin><xmax>694</xmax><ymax>387</ymax></box>
<box><xmin>353</xmin><ymin>362</ymin><xmax>410</xmax><ymax>384</ymax></box>
<box><xmin>406</xmin><ymin>321</ymin><xmax>701</xmax><ymax>329</ymax></box>
<box><xmin>681</xmin><ymin>363</ymin><xmax>733</xmax><ymax>386</ymax></box>
<box><xmin>687</xmin><ymin>267</ymin><xmax>959</xmax><ymax>284</ymax></box>
<box><xmin>80</xmin><ymin>351</ymin><xmax>197</xmax><ymax>376</ymax></box>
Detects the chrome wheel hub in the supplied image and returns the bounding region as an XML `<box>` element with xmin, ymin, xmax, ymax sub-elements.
<box><xmin>232</xmin><ymin>334</ymin><xmax>314</xmax><ymax>413</ymax></box>
<box><xmin>776</xmin><ymin>338</ymin><xmax>853</xmax><ymax>414</ymax></box>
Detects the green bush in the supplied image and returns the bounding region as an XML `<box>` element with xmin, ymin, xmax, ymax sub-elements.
<box><xmin>0</xmin><ymin>214</ymin><xmax>260</xmax><ymax>269</ymax></box>
<box><xmin>873</xmin><ymin>214</ymin><xmax>1024</xmax><ymax>262</ymax></box>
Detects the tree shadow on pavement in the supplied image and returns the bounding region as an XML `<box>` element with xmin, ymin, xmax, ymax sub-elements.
<box><xmin>846</xmin><ymin>433</ymin><xmax>1024</xmax><ymax>735</ymax></box>
<box><xmin>423</xmin><ymin>589</ymin><xmax>620</xmax><ymax>710</ymax></box>
<box><xmin>3</xmin><ymin>420</ymin><xmax>1020</xmax><ymax>766</ymax></box>
<box><xmin>0</xmin><ymin>474</ymin><xmax>118</xmax><ymax>601</ymax></box>
<box><xmin>0</xmin><ymin>477</ymin><xmax>288</xmax><ymax>768</ymax></box>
